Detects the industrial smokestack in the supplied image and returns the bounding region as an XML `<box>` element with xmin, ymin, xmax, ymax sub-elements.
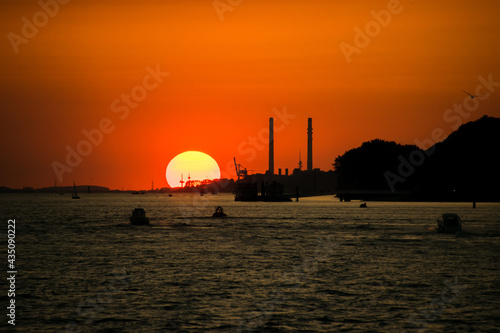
<box><xmin>269</xmin><ymin>117</ymin><xmax>274</xmax><ymax>175</ymax></box>
<box><xmin>307</xmin><ymin>118</ymin><xmax>313</xmax><ymax>171</ymax></box>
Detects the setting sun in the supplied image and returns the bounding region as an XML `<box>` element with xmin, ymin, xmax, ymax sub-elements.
<box><xmin>166</xmin><ymin>151</ymin><xmax>220</xmax><ymax>188</ymax></box>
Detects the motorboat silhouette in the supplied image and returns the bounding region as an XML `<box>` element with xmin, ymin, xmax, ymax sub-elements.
<box><xmin>130</xmin><ymin>208</ymin><xmax>150</xmax><ymax>225</ymax></box>
<box><xmin>212</xmin><ymin>206</ymin><xmax>227</xmax><ymax>218</ymax></box>
<box><xmin>437</xmin><ymin>213</ymin><xmax>462</xmax><ymax>233</ymax></box>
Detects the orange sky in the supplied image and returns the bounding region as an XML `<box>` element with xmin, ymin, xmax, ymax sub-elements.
<box><xmin>1</xmin><ymin>0</ymin><xmax>499</xmax><ymax>190</ymax></box>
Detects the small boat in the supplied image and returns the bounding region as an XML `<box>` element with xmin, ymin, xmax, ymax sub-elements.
<box><xmin>131</xmin><ymin>191</ymin><xmax>145</xmax><ymax>195</ymax></box>
<box><xmin>72</xmin><ymin>182</ymin><xmax>80</xmax><ymax>199</ymax></box>
<box><xmin>130</xmin><ymin>208</ymin><xmax>150</xmax><ymax>225</ymax></box>
<box><xmin>437</xmin><ymin>213</ymin><xmax>462</xmax><ymax>233</ymax></box>
<box><xmin>360</xmin><ymin>203</ymin><xmax>367</xmax><ymax>208</ymax></box>
<box><xmin>212</xmin><ymin>206</ymin><xmax>227</xmax><ymax>218</ymax></box>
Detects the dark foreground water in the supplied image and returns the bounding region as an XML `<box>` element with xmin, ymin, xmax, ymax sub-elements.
<box><xmin>1</xmin><ymin>193</ymin><xmax>499</xmax><ymax>332</ymax></box>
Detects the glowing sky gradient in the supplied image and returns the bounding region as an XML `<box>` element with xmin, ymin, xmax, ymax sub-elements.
<box><xmin>1</xmin><ymin>0</ymin><xmax>499</xmax><ymax>189</ymax></box>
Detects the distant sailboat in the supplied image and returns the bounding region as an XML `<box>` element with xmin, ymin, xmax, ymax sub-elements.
<box><xmin>72</xmin><ymin>182</ymin><xmax>80</xmax><ymax>199</ymax></box>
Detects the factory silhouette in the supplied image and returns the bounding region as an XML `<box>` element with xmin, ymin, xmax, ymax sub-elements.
<box><xmin>233</xmin><ymin>117</ymin><xmax>337</xmax><ymax>201</ymax></box>
<box><xmin>153</xmin><ymin>115</ymin><xmax>500</xmax><ymax>203</ymax></box>
<box><xmin>13</xmin><ymin>116</ymin><xmax>499</xmax><ymax>203</ymax></box>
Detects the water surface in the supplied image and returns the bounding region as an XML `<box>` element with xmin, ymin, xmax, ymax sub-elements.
<box><xmin>1</xmin><ymin>193</ymin><xmax>499</xmax><ymax>332</ymax></box>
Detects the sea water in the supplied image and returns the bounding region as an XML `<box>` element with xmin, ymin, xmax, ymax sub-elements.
<box><xmin>1</xmin><ymin>193</ymin><xmax>499</xmax><ymax>332</ymax></box>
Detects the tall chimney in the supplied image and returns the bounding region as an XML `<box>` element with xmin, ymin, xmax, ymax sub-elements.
<box><xmin>307</xmin><ymin>118</ymin><xmax>313</xmax><ymax>171</ymax></box>
<box><xmin>269</xmin><ymin>117</ymin><xmax>274</xmax><ymax>175</ymax></box>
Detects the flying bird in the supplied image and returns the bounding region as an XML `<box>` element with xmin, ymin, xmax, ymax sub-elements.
<box><xmin>463</xmin><ymin>90</ymin><xmax>481</xmax><ymax>99</ymax></box>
